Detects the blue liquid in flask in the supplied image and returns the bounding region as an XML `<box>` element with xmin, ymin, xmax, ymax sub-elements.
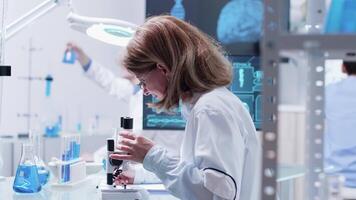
<box><xmin>62</xmin><ymin>49</ymin><xmax>76</xmax><ymax>64</ymax></box>
<box><xmin>13</xmin><ymin>165</ymin><xmax>42</xmax><ymax>193</ymax></box>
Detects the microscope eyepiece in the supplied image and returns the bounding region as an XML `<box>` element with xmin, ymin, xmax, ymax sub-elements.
<box><xmin>122</xmin><ymin>117</ymin><xmax>133</xmax><ymax>129</ymax></box>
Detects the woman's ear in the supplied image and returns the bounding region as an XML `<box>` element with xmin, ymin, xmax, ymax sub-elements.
<box><xmin>157</xmin><ymin>64</ymin><xmax>170</xmax><ymax>76</ymax></box>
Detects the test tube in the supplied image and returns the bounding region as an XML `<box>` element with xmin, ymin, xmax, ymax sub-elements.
<box><xmin>73</xmin><ymin>135</ymin><xmax>78</xmax><ymax>159</ymax></box>
<box><xmin>72</xmin><ymin>136</ymin><xmax>77</xmax><ymax>159</ymax></box>
<box><xmin>66</xmin><ymin>136</ymin><xmax>71</xmax><ymax>182</ymax></box>
<box><xmin>60</xmin><ymin>136</ymin><xmax>66</xmax><ymax>183</ymax></box>
<box><xmin>70</xmin><ymin>137</ymin><xmax>75</xmax><ymax>160</ymax></box>
<box><xmin>65</xmin><ymin>136</ymin><xmax>70</xmax><ymax>161</ymax></box>
<box><xmin>76</xmin><ymin>135</ymin><xmax>81</xmax><ymax>158</ymax></box>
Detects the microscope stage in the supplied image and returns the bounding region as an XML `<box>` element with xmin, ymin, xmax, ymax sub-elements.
<box><xmin>100</xmin><ymin>182</ymin><xmax>149</xmax><ymax>200</ymax></box>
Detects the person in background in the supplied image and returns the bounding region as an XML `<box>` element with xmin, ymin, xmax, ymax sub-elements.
<box><xmin>110</xmin><ymin>15</ymin><xmax>261</xmax><ymax>200</ymax></box>
<box><xmin>66</xmin><ymin>43</ymin><xmax>160</xmax><ymax>184</ymax></box>
<box><xmin>324</xmin><ymin>61</ymin><xmax>356</xmax><ymax>188</ymax></box>
<box><xmin>66</xmin><ymin>43</ymin><xmax>142</xmax><ymax>130</ymax></box>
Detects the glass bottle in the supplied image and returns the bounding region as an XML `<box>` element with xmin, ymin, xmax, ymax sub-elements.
<box><xmin>13</xmin><ymin>143</ymin><xmax>42</xmax><ymax>193</ymax></box>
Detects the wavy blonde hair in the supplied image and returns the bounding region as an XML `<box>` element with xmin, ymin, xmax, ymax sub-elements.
<box><xmin>123</xmin><ymin>15</ymin><xmax>232</xmax><ymax>110</ymax></box>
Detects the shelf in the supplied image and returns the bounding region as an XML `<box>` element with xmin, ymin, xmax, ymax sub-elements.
<box><xmin>275</xmin><ymin>34</ymin><xmax>356</xmax><ymax>52</ymax></box>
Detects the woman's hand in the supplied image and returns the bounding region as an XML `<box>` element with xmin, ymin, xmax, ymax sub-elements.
<box><xmin>114</xmin><ymin>168</ymin><xmax>135</xmax><ymax>185</ymax></box>
<box><xmin>66</xmin><ymin>42</ymin><xmax>91</xmax><ymax>67</ymax></box>
<box><xmin>110</xmin><ymin>131</ymin><xmax>155</xmax><ymax>163</ymax></box>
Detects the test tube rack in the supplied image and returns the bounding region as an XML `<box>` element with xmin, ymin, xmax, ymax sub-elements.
<box><xmin>49</xmin><ymin>134</ymin><xmax>86</xmax><ymax>186</ymax></box>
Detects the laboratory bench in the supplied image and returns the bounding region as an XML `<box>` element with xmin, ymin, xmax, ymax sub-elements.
<box><xmin>2</xmin><ymin>134</ymin><xmax>344</xmax><ymax>200</ymax></box>
<box><xmin>0</xmin><ymin>165</ymin><xmax>306</xmax><ymax>200</ymax></box>
<box><xmin>3</xmin><ymin>164</ymin><xmax>354</xmax><ymax>200</ymax></box>
<box><xmin>0</xmin><ymin>174</ymin><xmax>179</xmax><ymax>200</ymax></box>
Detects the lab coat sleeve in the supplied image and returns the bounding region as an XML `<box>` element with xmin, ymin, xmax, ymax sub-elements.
<box><xmin>85</xmin><ymin>60</ymin><xmax>135</xmax><ymax>101</ymax></box>
<box><xmin>142</xmin><ymin>109</ymin><xmax>241</xmax><ymax>200</ymax></box>
<box><xmin>133</xmin><ymin>164</ymin><xmax>161</xmax><ymax>184</ymax></box>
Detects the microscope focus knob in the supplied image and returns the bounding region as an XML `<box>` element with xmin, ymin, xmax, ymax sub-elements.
<box><xmin>109</xmin><ymin>153</ymin><xmax>124</xmax><ymax>166</ymax></box>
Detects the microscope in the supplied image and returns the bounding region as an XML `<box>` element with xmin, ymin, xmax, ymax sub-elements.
<box><xmin>100</xmin><ymin>117</ymin><xmax>149</xmax><ymax>200</ymax></box>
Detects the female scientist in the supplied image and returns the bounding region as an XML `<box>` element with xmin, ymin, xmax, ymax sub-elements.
<box><xmin>110</xmin><ymin>15</ymin><xmax>261</xmax><ymax>200</ymax></box>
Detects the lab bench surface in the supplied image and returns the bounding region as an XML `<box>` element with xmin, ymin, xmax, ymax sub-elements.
<box><xmin>2</xmin><ymin>162</ymin><xmax>353</xmax><ymax>200</ymax></box>
<box><xmin>0</xmin><ymin>175</ymin><xmax>179</xmax><ymax>200</ymax></box>
<box><xmin>0</xmin><ymin>165</ymin><xmax>310</xmax><ymax>200</ymax></box>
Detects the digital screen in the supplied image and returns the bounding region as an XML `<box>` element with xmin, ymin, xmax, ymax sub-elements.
<box><xmin>229</xmin><ymin>55</ymin><xmax>262</xmax><ymax>129</ymax></box>
<box><xmin>143</xmin><ymin>96</ymin><xmax>186</xmax><ymax>130</ymax></box>
<box><xmin>146</xmin><ymin>0</ymin><xmax>263</xmax><ymax>55</ymax></box>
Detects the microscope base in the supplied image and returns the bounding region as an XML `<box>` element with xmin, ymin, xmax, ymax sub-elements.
<box><xmin>100</xmin><ymin>182</ymin><xmax>149</xmax><ymax>200</ymax></box>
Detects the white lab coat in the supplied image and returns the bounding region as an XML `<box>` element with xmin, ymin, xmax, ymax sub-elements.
<box><xmin>84</xmin><ymin>61</ymin><xmax>160</xmax><ymax>183</ymax></box>
<box><xmin>143</xmin><ymin>87</ymin><xmax>261</xmax><ymax>200</ymax></box>
<box><xmin>325</xmin><ymin>76</ymin><xmax>356</xmax><ymax>187</ymax></box>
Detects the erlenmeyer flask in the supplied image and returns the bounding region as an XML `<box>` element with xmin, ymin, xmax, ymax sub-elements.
<box><xmin>32</xmin><ymin>134</ymin><xmax>50</xmax><ymax>186</ymax></box>
<box><xmin>13</xmin><ymin>143</ymin><xmax>42</xmax><ymax>193</ymax></box>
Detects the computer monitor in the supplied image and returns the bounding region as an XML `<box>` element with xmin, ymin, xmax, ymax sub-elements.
<box><xmin>142</xmin><ymin>55</ymin><xmax>262</xmax><ymax>130</ymax></box>
<box><xmin>142</xmin><ymin>96</ymin><xmax>186</xmax><ymax>130</ymax></box>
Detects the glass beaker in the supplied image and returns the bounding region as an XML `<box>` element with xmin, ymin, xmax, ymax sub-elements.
<box><xmin>32</xmin><ymin>134</ymin><xmax>50</xmax><ymax>186</ymax></box>
<box><xmin>13</xmin><ymin>143</ymin><xmax>42</xmax><ymax>193</ymax></box>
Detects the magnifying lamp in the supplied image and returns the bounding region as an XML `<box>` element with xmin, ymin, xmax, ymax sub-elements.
<box><xmin>67</xmin><ymin>12</ymin><xmax>137</xmax><ymax>47</ymax></box>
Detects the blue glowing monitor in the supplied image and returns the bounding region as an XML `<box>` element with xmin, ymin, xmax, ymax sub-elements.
<box><xmin>229</xmin><ymin>55</ymin><xmax>262</xmax><ymax>129</ymax></box>
<box><xmin>142</xmin><ymin>55</ymin><xmax>262</xmax><ymax>130</ymax></box>
<box><xmin>142</xmin><ymin>96</ymin><xmax>186</xmax><ymax>130</ymax></box>
<box><xmin>146</xmin><ymin>0</ymin><xmax>263</xmax><ymax>55</ymax></box>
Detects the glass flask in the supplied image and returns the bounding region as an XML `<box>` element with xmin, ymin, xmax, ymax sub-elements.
<box><xmin>13</xmin><ymin>143</ymin><xmax>42</xmax><ymax>193</ymax></box>
<box><xmin>32</xmin><ymin>134</ymin><xmax>50</xmax><ymax>186</ymax></box>
<box><xmin>62</xmin><ymin>48</ymin><xmax>76</xmax><ymax>64</ymax></box>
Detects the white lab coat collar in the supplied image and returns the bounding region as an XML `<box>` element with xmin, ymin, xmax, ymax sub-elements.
<box><xmin>180</xmin><ymin>92</ymin><xmax>203</xmax><ymax>120</ymax></box>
